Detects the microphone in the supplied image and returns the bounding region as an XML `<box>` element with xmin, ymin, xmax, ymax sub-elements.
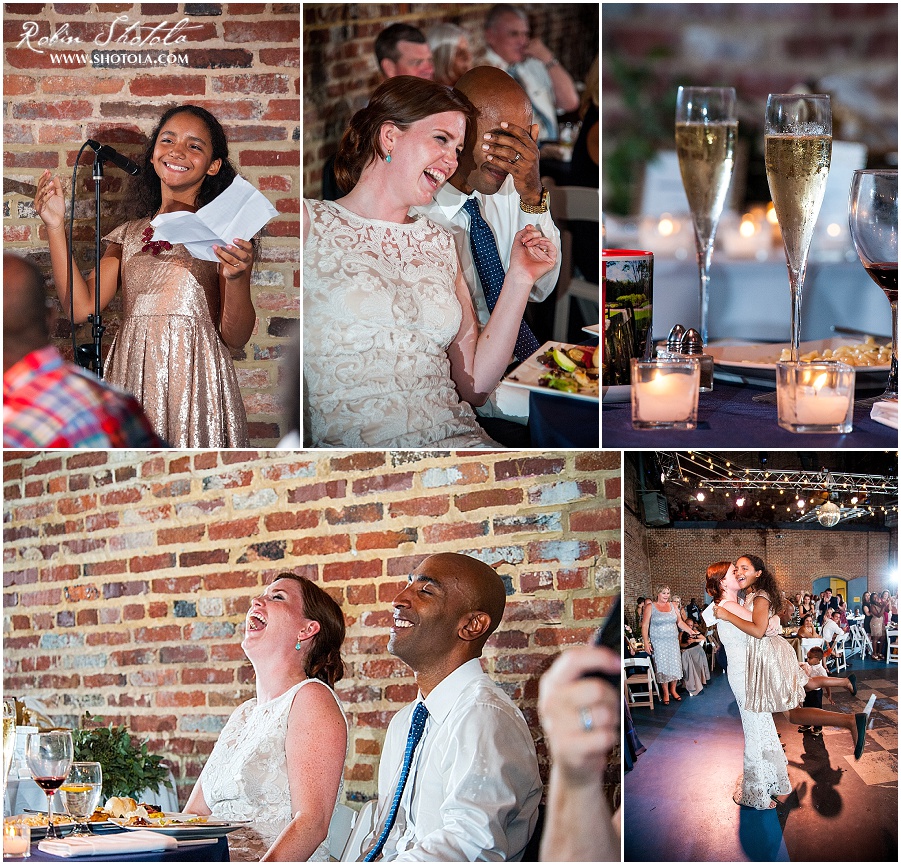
<box><xmin>85</xmin><ymin>139</ymin><xmax>141</xmax><ymax>176</ymax></box>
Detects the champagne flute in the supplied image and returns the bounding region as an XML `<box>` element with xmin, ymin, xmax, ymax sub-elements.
<box><xmin>25</xmin><ymin>731</ymin><xmax>73</xmax><ymax>839</ymax></box>
<box><xmin>60</xmin><ymin>762</ymin><xmax>102</xmax><ymax>836</ymax></box>
<box><xmin>765</xmin><ymin>94</ymin><xmax>832</xmax><ymax>361</ymax></box>
<box><xmin>849</xmin><ymin>169</ymin><xmax>898</xmax><ymax>402</ymax></box>
<box><xmin>3</xmin><ymin>699</ymin><xmax>15</xmax><ymax>790</ymax></box>
<box><xmin>676</xmin><ymin>86</ymin><xmax>738</xmax><ymax>345</ymax></box>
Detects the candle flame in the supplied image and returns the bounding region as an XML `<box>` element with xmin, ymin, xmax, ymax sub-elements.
<box><xmin>766</xmin><ymin>202</ymin><xmax>778</xmax><ymax>226</ymax></box>
<box><xmin>826</xmin><ymin>223</ymin><xmax>841</xmax><ymax>237</ymax></box>
<box><xmin>739</xmin><ymin>216</ymin><xmax>756</xmax><ymax>238</ymax></box>
<box><xmin>658</xmin><ymin>215</ymin><xmax>675</xmax><ymax>237</ymax></box>
<box><xmin>812</xmin><ymin>373</ymin><xmax>829</xmax><ymax>391</ymax></box>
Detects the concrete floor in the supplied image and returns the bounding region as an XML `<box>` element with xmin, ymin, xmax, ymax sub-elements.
<box><xmin>624</xmin><ymin>656</ymin><xmax>898</xmax><ymax>862</ymax></box>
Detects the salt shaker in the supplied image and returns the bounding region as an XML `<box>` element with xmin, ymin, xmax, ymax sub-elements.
<box><xmin>681</xmin><ymin>328</ymin><xmax>714</xmax><ymax>392</ymax></box>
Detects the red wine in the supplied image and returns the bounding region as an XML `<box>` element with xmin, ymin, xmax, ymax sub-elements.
<box><xmin>863</xmin><ymin>262</ymin><xmax>898</xmax><ymax>303</ymax></box>
<box><xmin>34</xmin><ymin>775</ymin><xmax>67</xmax><ymax>791</ymax></box>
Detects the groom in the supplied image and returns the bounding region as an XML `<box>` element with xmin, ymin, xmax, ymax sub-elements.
<box><xmin>412</xmin><ymin>66</ymin><xmax>562</xmax><ymax>445</ymax></box>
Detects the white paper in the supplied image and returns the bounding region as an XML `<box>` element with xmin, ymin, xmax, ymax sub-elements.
<box><xmin>701</xmin><ymin>602</ymin><xmax>717</xmax><ymax>626</ymax></box>
<box><xmin>150</xmin><ymin>175</ymin><xmax>278</xmax><ymax>262</ymax></box>
<box><xmin>871</xmin><ymin>398</ymin><xmax>898</xmax><ymax>429</ymax></box>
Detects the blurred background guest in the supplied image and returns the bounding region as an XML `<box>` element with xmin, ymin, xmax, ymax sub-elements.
<box><xmin>375</xmin><ymin>22</ymin><xmax>434</xmax><ymax>79</ymax></box>
<box><xmin>427</xmin><ymin>22</ymin><xmax>474</xmax><ymax>86</ymax></box>
<box><xmin>483</xmin><ymin>4</ymin><xmax>580</xmax><ymax>142</ymax></box>
<box><xmin>3</xmin><ymin>252</ymin><xmax>165</xmax><ymax>447</ymax></box>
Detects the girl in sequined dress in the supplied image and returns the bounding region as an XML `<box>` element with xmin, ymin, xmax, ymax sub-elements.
<box><xmin>34</xmin><ymin>104</ymin><xmax>254</xmax><ymax>446</ymax></box>
<box><xmin>715</xmin><ymin>554</ymin><xmax>870</xmax><ymax>762</ymax></box>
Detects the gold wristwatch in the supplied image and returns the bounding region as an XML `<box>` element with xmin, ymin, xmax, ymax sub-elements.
<box><xmin>519</xmin><ymin>186</ymin><xmax>549</xmax><ymax>214</ymax></box>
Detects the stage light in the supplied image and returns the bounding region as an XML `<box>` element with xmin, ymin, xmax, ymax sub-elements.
<box><xmin>697</xmin><ymin>491</ymin><xmax>705</xmax><ymax>502</ymax></box>
<box><xmin>798</xmin><ymin>499</ymin><xmax>806</xmax><ymax>508</ymax></box>
<box><xmin>736</xmin><ymin>497</ymin><xmax>745</xmax><ymax>507</ymax></box>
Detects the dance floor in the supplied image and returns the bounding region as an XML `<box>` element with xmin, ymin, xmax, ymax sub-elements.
<box><xmin>624</xmin><ymin>656</ymin><xmax>898</xmax><ymax>862</ymax></box>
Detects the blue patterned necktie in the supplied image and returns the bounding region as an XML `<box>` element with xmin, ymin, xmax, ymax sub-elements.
<box><xmin>363</xmin><ymin>702</ymin><xmax>429</xmax><ymax>862</ymax></box>
<box><xmin>462</xmin><ymin>197</ymin><xmax>541</xmax><ymax>362</ymax></box>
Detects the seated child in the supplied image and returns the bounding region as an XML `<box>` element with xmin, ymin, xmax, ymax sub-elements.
<box><xmin>798</xmin><ymin>646</ymin><xmax>831</xmax><ymax>735</ymax></box>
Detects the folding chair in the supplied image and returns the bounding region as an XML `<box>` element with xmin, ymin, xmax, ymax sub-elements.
<box><xmin>624</xmin><ymin>657</ymin><xmax>655</xmax><ymax>709</ymax></box>
<box><xmin>887</xmin><ymin>630</ymin><xmax>898</xmax><ymax>664</ymax></box>
<box><xmin>831</xmin><ymin>633</ymin><xmax>848</xmax><ymax>674</ymax></box>
<box><xmin>848</xmin><ymin>624</ymin><xmax>864</xmax><ymax>659</ymax></box>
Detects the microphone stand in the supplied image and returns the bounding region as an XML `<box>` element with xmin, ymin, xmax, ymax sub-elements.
<box><xmin>87</xmin><ymin>150</ymin><xmax>106</xmax><ymax>378</ymax></box>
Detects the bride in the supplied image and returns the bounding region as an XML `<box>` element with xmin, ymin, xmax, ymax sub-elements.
<box><xmin>706</xmin><ymin>561</ymin><xmax>791</xmax><ymax>809</ymax></box>
<box><xmin>303</xmin><ymin>76</ymin><xmax>557</xmax><ymax>447</ymax></box>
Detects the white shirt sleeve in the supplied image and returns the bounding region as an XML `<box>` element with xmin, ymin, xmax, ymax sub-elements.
<box><xmin>391</xmin><ymin>702</ymin><xmax>540</xmax><ymax>861</ymax></box>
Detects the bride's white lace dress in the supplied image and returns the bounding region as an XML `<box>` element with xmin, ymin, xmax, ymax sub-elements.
<box><xmin>716</xmin><ymin>618</ymin><xmax>791</xmax><ymax>809</ymax></box>
<box><xmin>303</xmin><ymin>199</ymin><xmax>496</xmax><ymax>448</ymax></box>
<box><xmin>198</xmin><ymin>679</ymin><xmax>346</xmax><ymax>861</ymax></box>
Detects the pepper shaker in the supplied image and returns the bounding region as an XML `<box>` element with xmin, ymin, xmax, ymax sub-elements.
<box><xmin>682</xmin><ymin>328</ymin><xmax>714</xmax><ymax>392</ymax></box>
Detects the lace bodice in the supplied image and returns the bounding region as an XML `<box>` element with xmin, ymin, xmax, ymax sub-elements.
<box><xmin>199</xmin><ymin>679</ymin><xmax>346</xmax><ymax>861</ymax></box>
<box><xmin>303</xmin><ymin>199</ymin><xmax>493</xmax><ymax>448</ymax></box>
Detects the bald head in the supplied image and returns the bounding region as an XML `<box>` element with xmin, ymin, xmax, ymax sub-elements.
<box><xmin>423</xmin><ymin>552</ymin><xmax>507</xmax><ymax>638</ymax></box>
<box><xmin>4</xmin><ymin>253</ymin><xmax>51</xmax><ymax>371</ymax></box>
<box><xmin>450</xmin><ymin>66</ymin><xmax>533</xmax><ymax>196</ymax></box>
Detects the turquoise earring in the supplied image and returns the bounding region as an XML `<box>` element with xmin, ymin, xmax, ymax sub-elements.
<box><xmin>295</xmin><ymin>639</ymin><xmax>302</xmax><ymax>651</ymax></box>
<box><xmin>385</xmin><ymin>151</ymin><xmax>392</xmax><ymax>163</ymax></box>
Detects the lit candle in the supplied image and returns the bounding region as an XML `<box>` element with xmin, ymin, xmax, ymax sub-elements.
<box><xmin>634</xmin><ymin>370</ymin><xmax>696</xmax><ymax>421</ymax></box>
<box><xmin>794</xmin><ymin>374</ymin><xmax>851</xmax><ymax>425</ymax></box>
<box><xmin>776</xmin><ymin>362</ymin><xmax>854</xmax><ymax>433</ymax></box>
<box><xmin>3</xmin><ymin>832</ymin><xmax>29</xmax><ymax>857</ymax></box>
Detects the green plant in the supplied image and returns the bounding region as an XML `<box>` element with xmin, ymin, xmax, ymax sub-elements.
<box><xmin>71</xmin><ymin>713</ymin><xmax>171</xmax><ymax>801</ymax></box>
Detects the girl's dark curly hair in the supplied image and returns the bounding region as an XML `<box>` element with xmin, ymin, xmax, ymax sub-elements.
<box><xmin>131</xmin><ymin>104</ymin><xmax>238</xmax><ymax>219</ymax></box>
<box><xmin>738</xmin><ymin>553</ymin><xmax>783</xmax><ymax>617</ymax></box>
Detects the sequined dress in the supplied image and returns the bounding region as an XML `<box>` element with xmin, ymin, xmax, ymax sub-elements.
<box><xmin>102</xmin><ymin>218</ymin><xmax>249</xmax><ymax>447</ymax></box>
<box><xmin>717</xmin><ymin>616</ymin><xmax>791</xmax><ymax>809</ymax></box>
<box><xmin>648</xmin><ymin>602</ymin><xmax>682</xmax><ymax>683</ymax></box>
<box><xmin>303</xmin><ymin>199</ymin><xmax>495</xmax><ymax>448</ymax></box>
<box><xmin>198</xmin><ymin>679</ymin><xmax>346</xmax><ymax>862</ymax></box>
<box><xmin>745</xmin><ymin>591</ymin><xmax>808</xmax><ymax>713</ymax></box>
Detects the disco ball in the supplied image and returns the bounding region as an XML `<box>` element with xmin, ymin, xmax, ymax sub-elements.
<box><xmin>817</xmin><ymin>501</ymin><xmax>841</xmax><ymax>527</ymax></box>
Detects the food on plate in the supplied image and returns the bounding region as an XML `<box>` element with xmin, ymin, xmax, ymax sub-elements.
<box><xmin>537</xmin><ymin>345</ymin><xmax>599</xmax><ymax>396</ymax></box>
<box><xmin>778</xmin><ymin>336</ymin><xmax>891</xmax><ymax>367</ymax></box>
<box><xmin>104</xmin><ymin>796</ymin><xmax>138</xmax><ymax>818</ymax></box>
<box><xmin>7</xmin><ymin>813</ymin><xmax>73</xmax><ymax>827</ymax></box>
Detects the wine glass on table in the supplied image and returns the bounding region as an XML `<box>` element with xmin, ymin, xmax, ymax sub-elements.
<box><xmin>675</xmin><ymin>86</ymin><xmax>738</xmax><ymax>345</ymax></box>
<box><xmin>25</xmin><ymin>730</ymin><xmax>73</xmax><ymax>839</ymax></box>
<box><xmin>765</xmin><ymin>94</ymin><xmax>832</xmax><ymax>361</ymax></box>
<box><xmin>849</xmin><ymin>169</ymin><xmax>897</xmax><ymax>404</ymax></box>
<box><xmin>3</xmin><ymin>698</ymin><xmax>15</xmax><ymax>790</ymax></box>
<box><xmin>60</xmin><ymin>762</ymin><xmax>102</xmax><ymax>836</ymax></box>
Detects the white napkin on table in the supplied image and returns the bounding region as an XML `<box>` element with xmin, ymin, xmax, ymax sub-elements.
<box><xmin>150</xmin><ymin>175</ymin><xmax>278</xmax><ymax>262</ymax></box>
<box><xmin>38</xmin><ymin>829</ymin><xmax>178</xmax><ymax>857</ymax></box>
<box><xmin>870</xmin><ymin>398</ymin><xmax>898</xmax><ymax>429</ymax></box>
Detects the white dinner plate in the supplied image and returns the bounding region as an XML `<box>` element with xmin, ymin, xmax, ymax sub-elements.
<box><xmin>111</xmin><ymin>812</ymin><xmax>251</xmax><ymax>839</ymax></box>
<box><xmin>503</xmin><ymin>342</ymin><xmax>599</xmax><ymax>403</ymax></box>
<box><xmin>708</xmin><ymin>338</ymin><xmax>890</xmax><ymax>388</ymax></box>
<box><xmin>582</xmin><ymin>323</ymin><xmax>600</xmax><ymax>336</ymax></box>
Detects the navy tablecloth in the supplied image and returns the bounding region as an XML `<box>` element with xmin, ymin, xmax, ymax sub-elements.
<box><xmin>602</xmin><ymin>381</ymin><xmax>897</xmax><ymax>448</ymax></box>
<box><xmin>6</xmin><ymin>834</ymin><xmax>229</xmax><ymax>863</ymax></box>
<box><xmin>530</xmin><ymin>391</ymin><xmax>599</xmax><ymax>447</ymax></box>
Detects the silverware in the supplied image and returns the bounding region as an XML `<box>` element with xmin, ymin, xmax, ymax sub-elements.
<box><xmin>832</xmin><ymin>325</ymin><xmax>890</xmax><ymax>343</ymax></box>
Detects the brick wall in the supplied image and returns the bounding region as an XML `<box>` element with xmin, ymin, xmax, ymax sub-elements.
<box><xmin>2</xmin><ymin>448</ymin><xmax>620</xmax><ymax>809</ymax></box>
<box><xmin>302</xmin><ymin>2</ymin><xmax>599</xmax><ymax>197</ymax></box>
<box><xmin>3</xmin><ymin>3</ymin><xmax>300</xmax><ymax>446</ymax></box>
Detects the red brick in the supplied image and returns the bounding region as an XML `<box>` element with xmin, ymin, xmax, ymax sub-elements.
<box><xmin>505</xmin><ymin>599</ymin><xmax>565</xmax><ymax>621</ymax></box>
<box><xmin>264</xmin><ymin>511</ymin><xmax>319</xmax><ymax>531</ymax></box>
<box><xmin>495</xmin><ymin>457</ymin><xmax>566</xmax><ymax>480</ymax></box>
<box><xmin>182</xmin><ymin>667</ymin><xmax>235</xmax><ymax>685</ymax></box>
<box><xmin>520</xmin><ymin>570</ymin><xmax>554</xmax><ymax>593</ymax></box>
<box><xmin>330</xmin><ymin>452</ymin><xmax>385</xmax><ymax>472</ymax></box>
<box><xmin>261</xmin><ymin>99</ymin><xmax>300</xmax><ymax>121</ymax></box>
<box><xmin>223</xmin><ymin>19</ymin><xmax>299</xmax><ymax>42</ymax></box>
<box><xmin>3</xmin><ymin>75</ymin><xmax>36</xmax><ymax>95</ymax></box>
<box><xmin>129</xmin><ymin>715</ymin><xmax>179</xmax><ymax>734</ymax></box>
<box><xmin>64</xmin><ymin>583</ymin><xmax>100</xmax><ymax>602</ymax></box>
<box><xmin>607</xmin><ymin>541</ymin><xmax>621</xmax><ymax>560</ymax></box>
<box><xmin>288</xmin><ymin>481</ymin><xmax>345</xmax><ymax>504</ymax></box>
<box><xmin>346</xmin><ymin>583</ymin><xmax>377</xmax><ymax>605</ymax></box>
<box><xmin>325</xmin><ymin>503</ymin><xmax>382</xmax><ymax>525</ymax></box>
<box><xmin>259</xmin><ymin>174</ymin><xmax>292</xmax><ymax>191</ymax></box>
<box><xmin>40</xmin><ymin>75</ymin><xmax>122</xmax><ymax>95</ymax></box>
<box><xmin>158</xmin><ymin>525</ymin><xmax>206</xmax><ymax>545</ymax></box>
<box><xmin>205</xmin><ymin>570</ymin><xmax>260</xmax><ymax>591</ymax></box>
<box><xmin>123</xmin><ymin>604</ymin><xmax>145</xmax><ymax>621</ymax></box>
<box><xmin>355</xmin><ymin>710</ymin><xmax>396</xmax><ymax>729</ymax></box>
<box><xmin>179</xmin><ymin>549</ymin><xmax>229</xmax><ymax>568</ymax></box>
<box><xmin>209</xmin><ymin>643</ymin><xmax>246</xmax><ymax>662</ymax></box>
<box><xmin>130</xmin><ymin>75</ymin><xmax>205</xmax><ymax>96</ymax></box>
<box><xmin>533</xmin><ymin>626</ymin><xmax>599</xmax><ymax>647</ymax></box>
<box><xmin>356</xmin><ymin>529</ymin><xmax>418</xmax><ymax>551</ymax></box>
<box><xmin>486</xmin><ymin>629</ymin><xmax>530</xmax><ymax>649</ymax></box>
<box><xmin>148</xmin><ymin>602</ymin><xmax>168</xmax><ymax>618</ymax></box>
<box><xmin>322</xmin><ymin>559</ymin><xmax>382</xmax><ymax>582</ymax></box>
<box><xmin>86</xmin><ymin>512</ymin><xmax>120</xmax><ymax>531</ymax></box>
<box><xmin>575</xmin><ymin>452</ymin><xmax>620</xmax><ymax>472</ymax></box>
<box><xmin>156</xmin><ymin>690</ymin><xmax>206</xmax><ymax>708</ymax></box>
<box><xmin>193</xmin><ymin>452</ymin><xmax>219</xmax><ymax>470</ymax></box>
<box><xmin>388</xmin><ymin>496</ymin><xmax>450</xmax><ymax>518</ymax></box>
<box><xmin>352</xmin><ymin>473</ymin><xmax>413</xmax><ymax>496</ymax></box>
<box><xmin>3</xmin><ymin>150</ymin><xmax>59</xmax><ymax>169</ymax></box>
<box><xmin>159</xmin><ymin>645</ymin><xmax>208</xmax><ymax>664</ymax></box>
<box><xmin>265</xmin><ymin>219</ymin><xmax>300</xmax><ymax>236</ymax></box>
<box><xmin>422</xmin><ymin>521</ymin><xmax>488</xmax><ymax>543</ymax></box>
<box><xmin>82</xmin><ymin>673</ymin><xmax>128</xmax><ymax>688</ymax></box>
<box><xmin>213</xmin><ymin>73</ymin><xmax>290</xmax><ymax>93</ymax></box>
<box><xmin>455</xmin><ymin>488</ymin><xmax>523</xmax><ymax>512</ymax></box>
<box><xmin>84</xmin><ymin>559</ymin><xmax>128</xmax><ymax>577</ymax></box>
<box><xmin>573</xmin><ymin>595</ymin><xmax>617</xmax><ymax>621</ymax></box>
<box><xmin>133</xmin><ymin>625</ymin><xmax>182</xmax><ymax>643</ymax></box>
<box><xmin>58</xmin><ymin>493</ymin><xmax>96</xmax><ymax>514</ymax></box>
<box><xmin>354</xmin><ymin>738</ymin><xmax>381</xmax><ymax>755</ymax></box>
<box><xmin>130</xmin><ymin>553</ymin><xmax>175</xmax><ymax>573</ymax></box>
<box><xmin>345</xmin><ymin>763</ymin><xmax>374</xmax><ymax>781</ymax></box>
<box><xmin>558</xmin><ymin>568</ymin><xmax>589</xmax><ymax>590</ymax></box>
<box><xmin>570</xmin><ymin>508</ymin><xmax>620</xmax><ymax>533</ymax></box>
<box><xmin>385</xmin><ymin>555</ymin><xmax>430</xmax><ymax>577</ymax></box>
<box><xmin>494</xmin><ymin>652</ymin><xmax>556</xmax><ymax>675</ymax></box>
<box><xmin>12</xmin><ymin>100</ymin><xmax>92</xmax><ymax>120</ymax></box>
<box><xmin>39</xmin><ymin>563</ymin><xmax>80</xmax><ymax>582</ymax></box>
<box><xmin>208</xmin><ymin>517</ymin><xmax>259</xmax><ymax>540</ymax></box>
<box><xmin>291</xmin><ymin>534</ymin><xmax>351</xmax><ymax>556</ymax></box>
<box><xmin>605</xmin><ymin>476</ymin><xmax>621</xmax><ymax>499</ymax></box>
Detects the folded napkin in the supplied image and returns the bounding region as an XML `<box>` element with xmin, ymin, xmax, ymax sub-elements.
<box><xmin>870</xmin><ymin>398</ymin><xmax>898</xmax><ymax>429</ymax></box>
<box><xmin>38</xmin><ymin>830</ymin><xmax>177</xmax><ymax>857</ymax></box>
<box><xmin>494</xmin><ymin>381</ymin><xmax>531</xmax><ymax>421</ymax></box>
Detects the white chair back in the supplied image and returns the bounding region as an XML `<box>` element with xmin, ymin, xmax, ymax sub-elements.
<box><xmin>327</xmin><ymin>802</ymin><xmax>358</xmax><ymax>861</ymax></box>
<box><xmin>624</xmin><ymin>657</ymin><xmax>654</xmax><ymax>710</ymax></box>
<box><xmin>848</xmin><ymin>624</ymin><xmax>864</xmax><ymax>659</ymax></box>
<box><xmin>339</xmin><ymin>798</ymin><xmax>377</xmax><ymax>862</ymax></box>
<box><xmin>831</xmin><ymin>633</ymin><xmax>848</xmax><ymax>674</ymax></box>
<box><xmin>887</xmin><ymin>630</ymin><xmax>898</xmax><ymax>664</ymax></box>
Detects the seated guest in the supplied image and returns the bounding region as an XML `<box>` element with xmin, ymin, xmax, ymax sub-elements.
<box><xmin>360</xmin><ymin>553</ymin><xmax>541</xmax><ymax>860</ymax></box>
<box><xmin>304</xmin><ymin>76</ymin><xmax>557</xmax><ymax>448</ymax></box>
<box><xmin>375</xmin><ymin>23</ymin><xmax>434</xmax><ymax>80</ymax></box>
<box><xmin>821</xmin><ymin>609</ymin><xmax>845</xmax><ymax>649</ymax></box>
<box><xmin>482</xmin><ymin>4</ymin><xmax>579</xmax><ymax>142</ymax></box>
<box><xmin>3</xmin><ymin>252</ymin><xmax>165</xmax><ymax>447</ymax></box>
<box><xmin>537</xmin><ymin>644</ymin><xmax>620</xmax><ymax>862</ymax></box>
<box><xmin>817</xmin><ymin>588</ymin><xmax>838</xmax><ymax>626</ymax></box>
<box><xmin>412</xmin><ymin>66</ymin><xmax>562</xmax><ymax>443</ymax></box>
<box><xmin>797</xmin><ymin>613</ymin><xmax>816</xmax><ymax>639</ymax></box>
<box><xmin>427</xmin><ymin>23</ymin><xmax>474</xmax><ymax>86</ymax></box>
<box><xmin>680</xmin><ymin>628</ymin><xmax>710</xmax><ymax>697</ymax></box>
<box><xmin>685</xmin><ymin>597</ymin><xmax>701</xmax><ymax>627</ymax></box>
<box><xmin>185</xmin><ymin>575</ymin><xmax>347</xmax><ymax>861</ymax></box>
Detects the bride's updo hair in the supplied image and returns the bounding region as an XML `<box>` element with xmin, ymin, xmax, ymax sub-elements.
<box><xmin>737</xmin><ymin>554</ymin><xmax>782</xmax><ymax>617</ymax></box>
<box><xmin>334</xmin><ymin>76</ymin><xmax>477</xmax><ymax>192</ymax></box>
<box><xmin>272</xmin><ymin>573</ymin><xmax>346</xmax><ymax>687</ymax></box>
<box><xmin>705</xmin><ymin>561</ymin><xmax>732</xmax><ymax>601</ymax></box>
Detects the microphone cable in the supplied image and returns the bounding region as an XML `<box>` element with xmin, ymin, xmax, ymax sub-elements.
<box><xmin>66</xmin><ymin>141</ymin><xmax>93</xmax><ymax>367</ymax></box>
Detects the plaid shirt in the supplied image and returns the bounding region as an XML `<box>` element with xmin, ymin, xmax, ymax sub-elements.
<box><xmin>3</xmin><ymin>345</ymin><xmax>166</xmax><ymax>447</ymax></box>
